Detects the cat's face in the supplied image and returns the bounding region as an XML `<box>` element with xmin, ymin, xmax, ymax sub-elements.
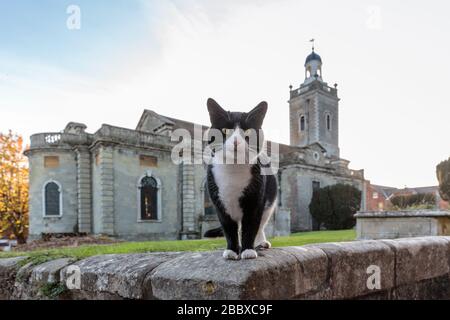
<box><xmin>206</xmin><ymin>98</ymin><xmax>267</xmax><ymax>163</ymax></box>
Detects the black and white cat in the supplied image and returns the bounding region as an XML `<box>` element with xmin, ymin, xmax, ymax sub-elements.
<box><xmin>206</xmin><ymin>98</ymin><xmax>277</xmax><ymax>260</ymax></box>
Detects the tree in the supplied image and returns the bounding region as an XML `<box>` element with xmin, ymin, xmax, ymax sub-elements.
<box><xmin>309</xmin><ymin>184</ymin><xmax>362</xmax><ymax>230</ymax></box>
<box><xmin>436</xmin><ymin>157</ymin><xmax>450</xmax><ymax>201</ymax></box>
<box><xmin>0</xmin><ymin>131</ymin><xmax>29</xmax><ymax>244</ymax></box>
<box><xmin>309</xmin><ymin>187</ymin><xmax>332</xmax><ymax>230</ymax></box>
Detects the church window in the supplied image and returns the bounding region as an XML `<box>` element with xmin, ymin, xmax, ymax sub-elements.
<box><xmin>326</xmin><ymin>114</ymin><xmax>331</xmax><ymax>131</ymax></box>
<box><xmin>139</xmin><ymin>176</ymin><xmax>159</xmax><ymax>220</ymax></box>
<box><xmin>373</xmin><ymin>192</ymin><xmax>379</xmax><ymax>199</ymax></box>
<box><xmin>300</xmin><ymin>115</ymin><xmax>306</xmax><ymax>131</ymax></box>
<box><xmin>43</xmin><ymin>181</ymin><xmax>62</xmax><ymax>217</ymax></box>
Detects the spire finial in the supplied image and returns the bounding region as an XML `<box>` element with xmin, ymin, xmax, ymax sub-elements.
<box><xmin>310</xmin><ymin>38</ymin><xmax>315</xmax><ymax>52</ymax></box>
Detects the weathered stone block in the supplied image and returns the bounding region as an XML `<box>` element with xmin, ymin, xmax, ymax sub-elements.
<box><xmin>381</xmin><ymin>237</ymin><xmax>450</xmax><ymax>286</ymax></box>
<box><xmin>278</xmin><ymin>246</ymin><xmax>328</xmax><ymax>296</ymax></box>
<box><xmin>14</xmin><ymin>258</ymin><xmax>74</xmax><ymax>299</ymax></box>
<box><xmin>393</xmin><ymin>274</ymin><xmax>450</xmax><ymax>300</ymax></box>
<box><xmin>307</xmin><ymin>241</ymin><xmax>395</xmax><ymax>299</ymax></box>
<box><xmin>151</xmin><ymin>248</ymin><xmax>327</xmax><ymax>300</ymax></box>
<box><xmin>31</xmin><ymin>258</ymin><xmax>74</xmax><ymax>284</ymax></box>
<box><xmin>0</xmin><ymin>257</ymin><xmax>27</xmax><ymax>300</ymax></box>
<box><xmin>60</xmin><ymin>253</ymin><xmax>183</xmax><ymax>299</ymax></box>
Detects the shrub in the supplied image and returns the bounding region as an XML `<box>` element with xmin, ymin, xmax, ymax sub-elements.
<box><xmin>390</xmin><ymin>193</ymin><xmax>436</xmax><ymax>209</ymax></box>
<box><xmin>437</xmin><ymin>158</ymin><xmax>450</xmax><ymax>201</ymax></box>
<box><xmin>309</xmin><ymin>184</ymin><xmax>362</xmax><ymax>230</ymax></box>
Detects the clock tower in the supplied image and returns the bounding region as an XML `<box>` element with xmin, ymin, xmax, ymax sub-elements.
<box><xmin>289</xmin><ymin>49</ymin><xmax>340</xmax><ymax>158</ymax></box>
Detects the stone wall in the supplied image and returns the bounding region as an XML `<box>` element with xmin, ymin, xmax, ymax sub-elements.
<box><xmin>356</xmin><ymin>210</ymin><xmax>450</xmax><ymax>240</ymax></box>
<box><xmin>1</xmin><ymin>236</ymin><xmax>450</xmax><ymax>300</ymax></box>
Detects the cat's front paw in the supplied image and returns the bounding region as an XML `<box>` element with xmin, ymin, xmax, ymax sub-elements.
<box><xmin>223</xmin><ymin>249</ymin><xmax>239</xmax><ymax>260</ymax></box>
<box><xmin>256</xmin><ymin>241</ymin><xmax>272</xmax><ymax>250</ymax></box>
<box><xmin>240</xmin><ymin>249</ymin><xmax>258</xmax><ymax>260</ymax></box>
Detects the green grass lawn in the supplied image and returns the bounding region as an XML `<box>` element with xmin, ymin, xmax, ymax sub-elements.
<box><xmin>0</xmin><ymin>229</ymin><xmax>355</xmax><ymax>265</ymax></box>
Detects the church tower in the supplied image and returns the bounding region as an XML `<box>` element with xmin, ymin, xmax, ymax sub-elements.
<box><xmin>289</xmin><ymin>48</ymin><xmax>340</xmax><ymax>158</ymax></box>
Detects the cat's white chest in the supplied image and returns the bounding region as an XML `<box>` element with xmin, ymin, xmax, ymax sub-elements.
<box><xmin>211</xmin><ymin>164</ymin><xmax>252</xmax><ymax>222</ymax></box>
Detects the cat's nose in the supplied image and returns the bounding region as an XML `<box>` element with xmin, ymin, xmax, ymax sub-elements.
<box><xmin>234</xmin><ymin>139</ymin><xmax>240</xmax><ymax>147</ymax></box>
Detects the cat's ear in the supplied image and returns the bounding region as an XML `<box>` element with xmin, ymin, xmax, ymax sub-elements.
<box><xmin>246</xmin><ymin>101</ymin><xmax>268</xmax><ymax>128</ymax></box>
<box><xmin>207</xmin><ymin>98</ymin><xmax>229</xmax><ymax>127</ymax></box>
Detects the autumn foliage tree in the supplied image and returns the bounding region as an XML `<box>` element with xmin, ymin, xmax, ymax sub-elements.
<box><xmin>0</xmin><ymin>131</ymin><xmax>29</xmax><ymax>244</ymax></box>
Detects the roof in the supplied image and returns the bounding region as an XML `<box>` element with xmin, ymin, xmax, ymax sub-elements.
<box><xmin>371</xmin><ymin>184</ymin><xmax>399</xmax><ymax>199</ymax></box>
<box><xmin>136</xmin><ymin>111</ymin><xmax>337</xmax><ymax>159</ymax></box>
<box><xmin>164</xmin><ymin>116</ymin><xmax>209</xmax><ymax>136</ymax></box>
<box><xmin>395</xmin><ymin>186</ymin><xmax>439</xmax><ymax>195</ymax></box>
<box><xmin>305</xmin><ymin>51</ymin><xmax>322</xmax><ymax>66</ymax></box>
<box><xmin>370</xmin><ymin>184</ymin><xmax>440</xmax><ymax>199</ymax></box>
<box><xmin>136</xmin><ymin>109</ymin><xmax>176</xmax><ymax>131</ymax></box>
<box><xmin>136</xmin><ymin>109</ymin><xmax>212</xmax><ymax>138</ymax></box>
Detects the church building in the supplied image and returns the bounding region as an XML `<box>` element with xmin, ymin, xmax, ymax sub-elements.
<box><xmin>25</xmin><ymin>49</ymin><xmax>366</xmax><ymax>240</ymax></box>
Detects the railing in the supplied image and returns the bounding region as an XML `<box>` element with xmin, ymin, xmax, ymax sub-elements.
<box><xmin>29</xmin><ymin>125</ymin><xmax>175</xmax><ymax>150</ymax></box>
<box><xmin>290</xmin><ymin>81</ymin><xmax>338</xmax><ymax>99</ymax></box>
<box><xmin>96</xmin><ymin>125</ymin><xmax>174</xmax><ymax>148</ymax></box>
<box><xmin>30</xmin><ymin>132</ymin><xmax>92</xmax><ymax>148</ymax></box>
<box><xmin>44</xmin><ymin>133</ymin><xmax>61</xmax><ymax>144</ymax></box>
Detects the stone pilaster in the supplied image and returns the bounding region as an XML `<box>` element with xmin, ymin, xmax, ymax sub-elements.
<box><xmin>181</xmin><ymin>162</ymin><xmax>196</xmax><ymax>239</ymax></box>
<box><xmin>75</xmin><ymin>147</ymin><xmax>92</xmax><ymax>233</ymax></box>
<box><xmin>98</xmin><ymin>146</ymin><xmax>115</xmax><ymax>236</ymax></box>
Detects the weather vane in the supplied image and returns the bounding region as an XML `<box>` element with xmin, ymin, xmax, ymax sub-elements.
<box><xmin>310</xmin><ymin>38</ymin><xmax>315</xmax><ymax>52</ymax></box>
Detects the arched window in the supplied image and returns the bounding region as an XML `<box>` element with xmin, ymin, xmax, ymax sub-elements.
<box><xmin>326</xmin><ymin>114</ymin><xmax>331</xmax><ymax>131</ymax></box>
<box><xmin>43</xmin><ymin>181</ymin><xmax>62</xmax><ymax>217</ymax></box>
<box><xmin>139</xmin><ymin>176</ymin><xmax>159</xmax><ymax>221</ymax></box>
<box><xmin>306</xmin><ymin>66</ymin><xmax>311</xmax><ymax>78</ymax></box>
<box><xmin>300</xmin><ymin>115</ymin><xmax>306</xmax><ymax>131</ymax></box>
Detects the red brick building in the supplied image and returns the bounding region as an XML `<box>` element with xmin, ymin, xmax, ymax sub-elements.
<box><xmin>365</xmin><ymin>182</ymin><xmax>449</xmax><ymax>211</ymax></box>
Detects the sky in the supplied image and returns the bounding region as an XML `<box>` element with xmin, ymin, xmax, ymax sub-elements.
<box><xmin>0</xmin><ymin>0</ymin><xmax>449</xmax><ymax>188</ymax></box>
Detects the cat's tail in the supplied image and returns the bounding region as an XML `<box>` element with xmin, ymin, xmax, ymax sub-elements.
<box><xmin>203</xmin><ymin>227</ymin><xmax>224</xmax><ymax>238</ymax></box>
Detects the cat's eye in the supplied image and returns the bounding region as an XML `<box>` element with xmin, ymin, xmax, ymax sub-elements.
<box><xmin>244</xmin><ymin>129</ymin><xmax>253</xmax><ymax>135</ymax></box>
<box><xmin>222</xmin><ymin>128</ymin><xmax>233</xmax><ymax>135</ymax></box>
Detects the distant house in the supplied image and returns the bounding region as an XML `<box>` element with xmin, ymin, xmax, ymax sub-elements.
<box><xmin>365</xmin><ymin>183</ymin><xmax>398</xmax><ymax>211</ymax></box>
<box><xmin>365</xmin><ymin>183</ymin><xmax>449</xmax><ymax>211</ymax></box>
